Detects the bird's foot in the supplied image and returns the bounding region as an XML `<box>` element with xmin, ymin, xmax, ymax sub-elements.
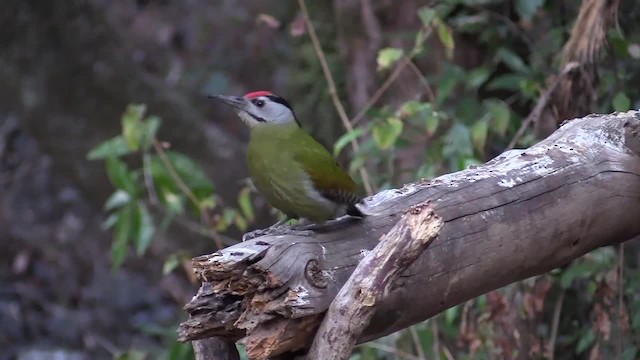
<box><xmin>292</xmin><ymin>215</ymin><xmax>359</xmax><ymax>232</ymax></box>
<box><xmin>242</xmin><ymin>226</ymin><xmax>314</xmax><ymax>241</ymax></box>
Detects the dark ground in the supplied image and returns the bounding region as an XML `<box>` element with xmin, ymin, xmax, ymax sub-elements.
<box><xmin>0</xmin><ymin>118</ymin><xmax>186</xmax><ymax>359</ymax></box>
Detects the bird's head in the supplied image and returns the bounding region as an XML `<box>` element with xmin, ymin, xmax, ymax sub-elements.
<box><xmin>212</xmin><ymin>91</ymin><xmax>299</xmax><ymax>128</ymax></box>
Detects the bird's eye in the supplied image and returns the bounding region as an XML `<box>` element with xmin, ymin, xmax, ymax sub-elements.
<box><xmin>254</xmin><ymin>100</ymin><xmax>265</xmax><ymax>107</ymax></box>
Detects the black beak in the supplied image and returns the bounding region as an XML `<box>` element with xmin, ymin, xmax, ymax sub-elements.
<box><xmin>209</xmin><ymin>95</ymin><xmax>247</xmax><ymax>111</ymax></box>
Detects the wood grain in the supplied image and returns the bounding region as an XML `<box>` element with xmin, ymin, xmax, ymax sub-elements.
<box><xmin>179</xmin><ymin>111</ymin><xmax>640</xmax><ymax>359</ymax></box>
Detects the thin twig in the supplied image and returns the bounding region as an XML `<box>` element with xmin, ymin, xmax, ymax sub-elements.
<box><xmin>432</xmin><ymin>318</ymin><xmax>441</xmax><ymax>359</ymax></box>
<box><xmin>507</xmin><ymin>62</ymin><xmax>580</xmax><ymax>150</ymax></box>
<box><xmin>148</xmin><ymin>202</ymin><xmax>236</xmax><ymax>246</ymax></box>
<box><xmin>548</xmin><ymin>290</ymin><xmax>565</xmax><ymax>360</ymax></box>
<box><xmin>358</xmin><ymin>342</ymin><xmax>423</xmax><ymax>360</ymax></box>
<box><xmin>297</xmin><ymin>0</ymin><xmax>374</xmax><ymax>195</ymax></box>
<box><xmin>351</xmin><ymin>28</ymin><xmax>434</xmax><ymax>126</ymax></box>
<box><xmin>442</xmin><ymin>345</ymin><xmax>455</xmax><ymax>360</ymax></box>
<box><xmin>142</xmin><ymin>152</ymin><xmax>159</xmax><ymax>205</ymax></box>
<box><xmin>144</xmin><ymin>150</ymin><xmax>234</xmax><ymax>244</ymax></box>
<box><xmin>406</xmin><ymin>59</ymin><xmax>437</xmax><ymax>103</ymax></box>
<box><xmin>409</xmin><ymin>326</ymin><xmax>427</xmax><ymax>360</ymax></box>
<box><xmin>351</xmin><ymin>57</ymin><xmax>411</xmax><ymax>126</ymax></box>
<box><xmin>482</xmin><ymin>10</ymin><xmax>535</xmax><ymax>55</ymax></box>
<box><xmin>617</xmin><ymin>243</ymin><xmax>624</xmax><ymax>360</ymax></box>
<box><xmin>152</xmin><ymin>138</ymin><xmax>226</xmax><ymax>249</ymax></box>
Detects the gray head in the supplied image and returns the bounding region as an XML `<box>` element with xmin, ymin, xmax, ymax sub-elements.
<box><xmin>212</xmin><ymin>90</ymin><xmax>299</xmax><ymax>127</ymax></box>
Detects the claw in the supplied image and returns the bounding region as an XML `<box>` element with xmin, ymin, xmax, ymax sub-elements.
<box><xmin>292</xmin><ymin>215</ymin><xmax>359</xmax><ymax>232</ymax></box>
<box><xmin>242</xmin><ymin>226</ymin><xmax>314</xmax><ymax>241</ymax></box>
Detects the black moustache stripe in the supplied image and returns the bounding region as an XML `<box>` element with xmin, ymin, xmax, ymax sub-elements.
<box><xmin>249</xmin><ymin>113</ymin><xmax>267</xmax><ymax>122</ymax></box>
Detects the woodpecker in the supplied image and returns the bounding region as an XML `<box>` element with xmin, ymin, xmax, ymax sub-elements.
<box><xmin>212</xmin><ymin>91</ymin><xmax>365</xmax><ymax>239</ymax></box>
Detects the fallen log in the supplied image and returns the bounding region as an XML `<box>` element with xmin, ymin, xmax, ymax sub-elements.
<box><xmin>178</xmin><ymin>111</ymin><xmax>640</xmax><ymax>359</ymax></box>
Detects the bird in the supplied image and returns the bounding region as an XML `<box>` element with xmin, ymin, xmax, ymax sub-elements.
<box><xmin>212</xmin><ymin>90</ymin><xmax>366</xmax><ymax>240</ymax></box>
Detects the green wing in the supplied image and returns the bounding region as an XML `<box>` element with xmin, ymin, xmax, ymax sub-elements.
<box><xmin>290</xmin><ymin>131</ymin><xmax>360</xmax><ymax>206</ymax></box>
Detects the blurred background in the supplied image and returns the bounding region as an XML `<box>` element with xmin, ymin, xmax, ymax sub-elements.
<box><xmin>2</xmin><ymin>0</ymin><xmax>640</xmax><ymax>359</ymax></box>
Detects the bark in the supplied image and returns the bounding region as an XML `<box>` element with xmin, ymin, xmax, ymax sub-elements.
<box><xmin>178</xmin><ymin>111</ymin><xmax>640</xmax><ymax>359</ymax></box>
<box><xmin>193</xmin><ymin>338</ymin><xmax>240</xmax><ymax>360</ymax></box>
<box><xmin>307</xmin><ymin>202</ymin><xmax>443</xmax><ymax>360</ymax></box>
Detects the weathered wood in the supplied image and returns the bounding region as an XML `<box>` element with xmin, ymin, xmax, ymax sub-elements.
<box><xmin>179</xmin><ymin>111</ymin><xmax>640</xmax><ymax>359</ymax></box>
<box><xmin>193</xmin><ymin>338</ymin><xmax>240</xmax><ymax>360</ymax></box>
<box><xmin>307</xmin><ymin>202</ymin><xmax>443</xmax><ymax>360</ymax></box>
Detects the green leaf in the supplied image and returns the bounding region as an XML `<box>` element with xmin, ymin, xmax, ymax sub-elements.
<box><xmin>576</xmin><ymin>328</ymin><xmax>595</xmax><ymax>354</ymax></box>
<box><xmin>104</xmin><ymin>190</ymin><xmax>132</xmax><ymax>211</ymax></box>
<box><xmin>116</xmin><ymin>350</ymin><xmax>147</xmax><ymax>360</ymax></box>
<box><xmin>465</xmin><ymin>67</ymin><xmax>491</xmax><ymax>89</ymax></box>
<box><xmin>234</xmin><ymin>213</ymin><xmax>248</xmax><ymax>231</ymax></box>
<box><xmin>436</xmin><ymin>65</ymin><xmax>464</xmax><ymax>104</ymax></box>
<box><xmin>444</xmin><ymin>305</ymin><xmax>458</xmax><ymax>325</ymax></box>
<box><xmin>112</xmin><ymin>204</ymin><xmax>135</xmax><ymax>268</ymax></box>
<box><xmin>485</xmin><ymin>99</ymin><xmax>511</xmax><ymax>136</ymax></box>
<box><xmin>560</xmin><ymin>261</ymin><xmax>593</xmax><ymax>289</ymax></box>
<box><xmin>377</xmin><ymin>47</ymin><xmax>404</xmax><ymax>71</ymax></box>
<box><xmin>87</xmin><ymin>136</ymin><xmax>132</xmax><ymax>160</ymax></box>
<box><xmin>163</xmin><ymin>254</ymin><xmax>182</xmax><ymax>275</ymax></box>
<box><xmin>133</xmin><ymin>202</ymin><xmax>155</xmax><ymax>256</ymax></box>
<box><xmin>200</xmin><ymin>195</ymin><xmax>217</xmax><ymax>210</ymax></box>
<box><xmin>238</xmin><ymin>187</ymin><xmax>255</xmax><ymax>222</ymax></box>
<box><xmin>425</xmin><ymin>113</ymin><xmax>439</xmax><ymax>136</ymax></box>
<box><xmin>149</xmin><ymin>151</ymin><xmax>214</xmax><ymax>204</ymax></box>
<box><xmin>411</xmin><ymin>29</ymin><xmax>427</xmax><ymax>56</ymax></box>
<box><xmin>122</xmin><ymin>104</ymin><xmax>147</xmax><ymax>151</ymax></box>
<box><xmin>216</xmin><ymin>208</ymin><xmax>237</xmax><ymax>232</ymax></box>
<box><xmin>141</xmin><ymin>115</ymin><xmax>161</xmax><ymax>150</ymax></box>
<box><xmin>435</xmin><ymin>19</ymin><xmax>454</xmax><ymax>59</ymax></box>
<box><xmin>443</xmin><ymin>124</ymin><xmax>473</xmax><ymax>158</ymax></box>
<box><xmin>162</xmin><ymin>191</ymin><xmax>185</xmax><ymax>215</ymax></box>
<box><xmin>399</xmin><ymin>101</ymin><xmax>439</xmax><ymax>135</ymax></box>
<box><xmin>496</xmin><ymin>48</ymin><xmax>530</xmax><ymax>74</ymax></box>
<box><xmin>106</xmin><ymin>157</ymin><xmax>140</xmax><ymax>195</ymax></box>
<box><xmin>372</xmin><ymin>117</ymin><xmax>403</xmax><ymax>150</ymax></box>
<box><xmin>417</xmin><ymin>6</ymin><xmax>436</xmax><ymax>26</ymax></box>
<box><xmin>167</xmin><ymin>341</ymin><xmax>194</xmax><ymax>360</ymax></box>
<box><xmin>613</xmin><ymin>91</ymin><xmax>631</xmax><ymax>111</ymax></box>
<box><xmin>101</xmin><ymin>213</ymin><xmax>119</xmax><ymax>230</ymax></box>
<box><xmin>333</xmin><ymin>127</ymin><xmax>365</xmax><ymax>157</ymax></box>
<box><xmin>471</xmin><ymin>121</ymin><xmax>488</xmax><ymax>153</ymax></box>
<box><xmin>515</xmin><ymin>0</ymin><xmax>545</xmax><ymax>21</ymax></box>
<box><xmin>487</xmin><ymin>74</ymin><xmax>525</xmax><ymax>91</ymax></box>
<box><xmin>623</xmin><ymin>347</ymin><xmax>638</xmax><ymax>360</ymax></box>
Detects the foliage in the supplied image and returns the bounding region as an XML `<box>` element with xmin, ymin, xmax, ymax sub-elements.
<box><xmin>329</xmin><ymin>0</ymin><xmax>640</xmax><ymax>359</ymax></box>
<box><xmin>88</xmin><ymin>104</ymin><xmax>255</xmax><ymax>269</ymax></box>
<box><xmin>87</xmin><ymin>0</ymin><xmax>640</xmax><ymax>358</ymax></box>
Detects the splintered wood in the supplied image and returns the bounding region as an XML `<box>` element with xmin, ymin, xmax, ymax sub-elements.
<box><xmin>178</xmin><ymin>236</ymin><xmax>338</xmax><ymax>359</ymax></box>
<box><xmin>307</xmin><ymin>203</ymin><xmax>443</xmax><ymax>360</ymax></box>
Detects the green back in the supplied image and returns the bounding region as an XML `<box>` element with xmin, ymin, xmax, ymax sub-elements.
<box><xmin>290</xmin><ymin>129</ymin><xmax>358</xmax><ymax>195</ymax></box>
<box><xmin>248</xmin><ymin>123</ymin><xmax>357</xmax><ymax>196</ymax></box>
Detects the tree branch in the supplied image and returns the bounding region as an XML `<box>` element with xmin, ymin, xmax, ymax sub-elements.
<box><xmin>179</xmin><ymin>111</ymin><xmax>640</xmax><ymax>359</ymax></box>
<box><xmin>192</xmin><ymin>338</ymin><xmax>240</xmax><ymax>360</ymax></box>
<box><xmin>307</xmin><ymin>202</ymin><xmax>443</xmax><ymax>360</ymax></box>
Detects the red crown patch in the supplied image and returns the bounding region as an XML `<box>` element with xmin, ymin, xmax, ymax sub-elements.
<box><xmin>244</xmin><ymin>91</ymin><xmax>273</xmax><ymax>99</ymax></box>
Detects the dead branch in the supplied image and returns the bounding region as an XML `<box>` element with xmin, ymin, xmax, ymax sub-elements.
<box><xmin>307</xmin><ymin>202</ymin><xmax>443</xmax><ymax>360</ymax></box>
<box><xmin>179</xmin><ymin>111</ymin><xmax>640</xmax><ymax>360</ymax></box>
<box><xmin>192</xmin><ymin>338</ymin><xmax>240</xmax><ymax>360</ymax></box>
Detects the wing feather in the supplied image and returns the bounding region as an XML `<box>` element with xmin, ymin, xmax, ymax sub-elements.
<box><xmin>290</xmin><ymin>132</ymin><xmax>362</xmax><ymax>209</ymax></box>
